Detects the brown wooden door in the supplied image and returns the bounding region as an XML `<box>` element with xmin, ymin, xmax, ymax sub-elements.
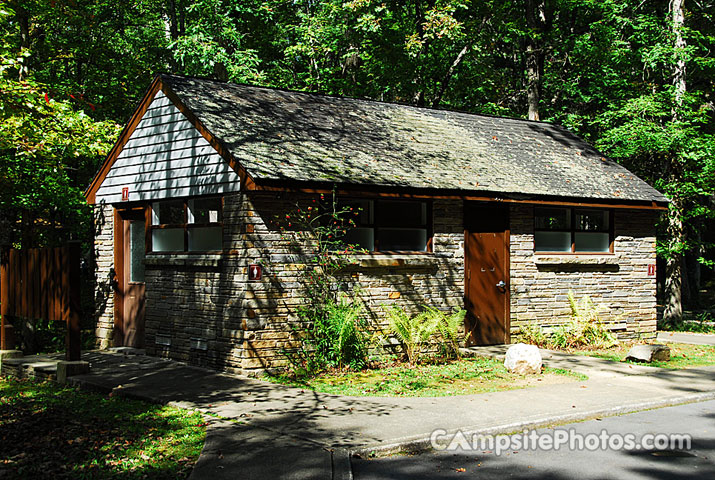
<box><xmin>464</xmin><ymin>203</ymin><xmax>510</xmax><ymax>345</ymax></box>
<box><xmin>115</xmin><ymin>208</ymin><xmax>147</xmax><ymax>348</ymax></box>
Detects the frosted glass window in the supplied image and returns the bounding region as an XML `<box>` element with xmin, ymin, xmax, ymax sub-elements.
<box><xmin>379</xmin><ymin>228</ymin><xmax>428</xmax><ymax>252</ymax></box>
<box><xmin>342</xmin><ymin>228</ymin><xmax>374</xmax><ymax>251</ymax></box>
<box><xmin>534</xmin><ymin>232</ymin><xmax>572</xmax><ymax>252</ymax></box>
<box><xmin>535</xmin><ymin>207</ymin><xmax>612</xmax><ymax>253</ymax></box>
<box><xmin>150</xmin><ymin>196</ymin><xmax>223</xmax><ymax>252</ymax></box>
<box><xmin>152</xmin><ymin>228</ymin><xmax>184</xmax><ymax>252</ymax></box>
<box><xmin>188</xmin><ymin>226</ymin><xmax>222</xmax><ymax>251</ymax></box>
<box><xmin>332</xmin><ymin>198</ymin><xmax>430</xmax><ymax>252</ymax></box>
<box><xmin>575</xmin><ymin>232</ymin><xmax>610</xmax><ymax>252</ymax></box>
<box><xmin>130</xmin><ymin>221</ymin><xmax>145</xmax><ymax>282</ymax></box>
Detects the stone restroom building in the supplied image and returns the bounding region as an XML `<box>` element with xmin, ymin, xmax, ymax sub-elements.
<box><xmin>86</xmin><ymin>74</ymin><xmax>667</xmax><ymax>374</ymax></box>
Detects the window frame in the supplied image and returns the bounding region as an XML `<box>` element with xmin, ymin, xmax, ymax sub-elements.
<box><xmin>533</xmin><ymin>206</ymin><xmax>614</xmax><ymax>254</ymax></box>
<box><xmin>149</xmin><ymin>196</ymin><xmax>224</xmax><ymax>253</ymax></box>
<box><xmin>340</xmin><ymin>198</ymin><xmax>433</xmax><ymax>254</ymax></box>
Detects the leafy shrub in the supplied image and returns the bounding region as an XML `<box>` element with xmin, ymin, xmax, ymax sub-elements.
<box><xmin>659</xmin><ymin>311</ymin><xmax>715</xmax><ymax>334</ymax></box>
<box><xmin>276</xmin><ymin>191</ymin><xmax>369</xmax><ymax>377</ymax></box>
<box><xmin>385</xmin><ymin>306</ymin><xmax>438</xmax><ymax>365</ymax></box>
<box><xmin>518</xmin><ymin>322</ymin><xmax>549</xmax><ymax>347</ymax></box>
<box><xmin>550</xmin><ymin>292</ymin><xmax>618</xmax><ymax>349</ymax></box>
<box><xmin>386</xmin><ymin>305</ymin><xmax>467</xmax><ymax>364</ymax></box>
<box><xmin>323</xmin><ymin>299</ymin><xmax>369</xmax><ymax>369</ymax></box>
<box><xmin>286</xmin><ymin>298</ymin><xmax>368</xmax><ymax>376</ymax></box>
<box><xmin>425</xmin><ymin>306</ymin><xmax>467</xmax><ymax>359</ymax></box>
<box><xmin>517</xmin><ymin>293</ymin><xmax>618</xmax><ymax>350</ymax></box>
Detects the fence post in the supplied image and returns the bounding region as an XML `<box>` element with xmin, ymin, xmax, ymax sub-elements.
<box><xmin>1</xmin><ymin>247</ymin><xmax>14</xmax><ymax>350</ymax></box>
<box><xmin>66</xmin><ymin>242</ymin><xmax>81</xmax><ymax>361</ymax></box>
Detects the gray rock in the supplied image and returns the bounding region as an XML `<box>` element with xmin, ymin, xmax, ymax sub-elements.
<box><xmin>56</xmin><ymin>360</ymin><xmax>90</xmax><ymax>384</ymax></box>
<box><xmin>626</xmin><ymin>344</ymin><xmax>671</xmax><ymax>363</ymax></box>
<box><xmin>504</xmin><ymin>343</ymin><xmax>542</xmax><ymax>375</ymax></box>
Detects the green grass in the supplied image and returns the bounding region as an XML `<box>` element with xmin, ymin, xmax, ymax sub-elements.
<box><xmin>0</xmin><ymin>377</ymin><xmax>206</xmax><ymax>479</ymax></box>
<box><xmin>569</xmin><ymin>342</ymin><xmax>715</xmax><ymax>369</ymax></box>
<box><xmin>659</xmin><ymin>319</ymin><xmax>715</xmax><ymax>334</ymax></box>
<box><xmin>266</xmin><ymin>357</ymin><xmax>586</xmax><ymax>397</ymax></box>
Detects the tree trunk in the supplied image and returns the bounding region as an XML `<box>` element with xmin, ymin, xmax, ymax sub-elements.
<box><xmin>672</xmin><ymin>0</ymin><xmax>686</xmax><ymax>109</ymax></box>
<box><xmin>432</xmin><ymin>44</ymin><xmax>470</xmax><ymax>108</ymax></box>
<box><xmin>167</xmin><ymin>0</ymin><xmax>180</xmax><ymax>41</ymax></box>
<box><xmin>525</xmin><ymin>41</ymin><xmax>543</xmax><ymax>121</ymax></box>
<box><xmin>663</xmin><ymin>198</ymin><xmax>684</xmax><ymax>323</ymax></box>
<box><xmin>0</xmin><ymin>209</ymin><xmax>13</xmax><ymax>250</ymax></box>
<box><xmin>15</xmin><ymin>2</ymin><xmax>30</xmax><ymax>81</ymax></box>
<box><xmin>663</xmin><ymin>0</ymin><xmax>687</xmax><ymax>323</ymax></box>
<box><xmin>525</xmin><ymin>0</ymin><xmax>548</xmax><ymax>121</ymax></box>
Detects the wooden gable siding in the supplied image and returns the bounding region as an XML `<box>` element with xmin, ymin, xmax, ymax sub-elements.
<box><xmin>94</xmin><ymin>90</ymin><xmax>241</xmax><ymax>204</ymax></box>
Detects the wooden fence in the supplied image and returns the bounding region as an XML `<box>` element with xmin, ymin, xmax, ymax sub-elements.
<box><xmin>0</xmin><ymin>242</ymin><xmax>81</xmax><ymax>360</ymax></box>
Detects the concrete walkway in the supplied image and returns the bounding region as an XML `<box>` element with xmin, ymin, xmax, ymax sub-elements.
<box><xmin>40</xmin><ymin>343</ymin><xmax>713</xmax><ymax>480</ymax></box>
<box><xmin>657</xmin><ymin>330</ymin><xmax>715</xmax><ymax>345</ymax></box>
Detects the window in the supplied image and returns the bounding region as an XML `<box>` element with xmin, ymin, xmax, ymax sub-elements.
<box><xmin>534</xmin><ymin>207</ymin><xmax>611</xmax><ymax>253</ymax></box>
<box><xmin>151</xmin><ymin>197</ymin><xmax>223</xmax><ymax>252</ymax></box>
<box><xmin>340</xmin><ymin>199</ymin><xmax>430</xmax><ymax>252</ymax></box>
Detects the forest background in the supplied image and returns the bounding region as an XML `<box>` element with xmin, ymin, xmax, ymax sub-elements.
<box><xmin>1</xmin><ymin>0</ymin><xmax>713</xmax><ymax>321</ymax></box>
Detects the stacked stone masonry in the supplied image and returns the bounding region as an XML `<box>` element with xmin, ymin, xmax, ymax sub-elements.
<box><xmin>509</xmin><ymin>204</ymin><xmax>658</xmax><ymax>340</ymax></box>
<box><xmin>93</xmin><ymin>193</ymin><xmax>658</xmax><ymax>375</ymax></box>
<box><xmin>93</xmin><ymin>203</ymin><xmax>115</xmax><ymax>349</ymax></box>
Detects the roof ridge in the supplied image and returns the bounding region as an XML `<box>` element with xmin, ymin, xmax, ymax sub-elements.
<box><xmin>158</xmin><ymin>72</ymin><xmax>565</xmax><ymax>129</ymax></box>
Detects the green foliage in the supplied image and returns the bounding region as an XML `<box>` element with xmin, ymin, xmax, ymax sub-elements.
<box><xmin>550</xmin><ymin>292</ymin><xmax>618</xmax><ymax>349</ymax></box>
<box><xmin>0</xmin><ymin>45</ymin><xmax>120</xmax><ymax>247</ymax></box>
<box><xmin>659</xmin><ymin>311</ymin><xmax>715</xmax><ymax>334</ymax></box>
<box><xmin>288</xmin><ymin>297</ymin><xmax>368</xmax><ymax>374</ymax></box>
<box><xmin>385</xmin><ymin>305</ymin><xmax>466</xmax><ymax>364</ymax></box>
<box><xmin>277</xmin><ymin>191</ymin><xmax>369</xmax><ymax>376</ymax></box>
<box><xmin>170</xmin><ymin>0</ymin><xmax>264</xmax><ymax>83</ymax></box>
<box><xmin>424</xmin><ymin>306</ymin><xmax>467</xmax><ymax>359</ymax></box>
<box><xmin>518</xmin><ymin>292</ymin><xmax>619</xmax><ymax>350</ymax></box>
<box><xmin>518</xmin><ymin>322</ymin><xmax>549</xmax><ymax>348</ymax></box>
<box><xmin>385</xmin><ymin>305</ymin><xmax>439</xmax><ymax>365</ymax></box>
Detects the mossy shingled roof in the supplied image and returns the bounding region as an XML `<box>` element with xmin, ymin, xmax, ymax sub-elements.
<box><xmin>162</xmin><ymin>74</ymin><xmax>667</xmax><ymax>204</ymax></box>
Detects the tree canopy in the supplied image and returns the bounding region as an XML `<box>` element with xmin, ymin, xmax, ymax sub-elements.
<box><xmin>1</xmin><ymin>0</ymin><xmax>713</xmax><ymax>313</ymax></box>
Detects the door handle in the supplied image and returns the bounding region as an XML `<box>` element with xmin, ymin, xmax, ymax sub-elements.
<box><xmin>496</xmin><ymin>280</ymin><xmax>506</xmax><ymax>288</ymax></box>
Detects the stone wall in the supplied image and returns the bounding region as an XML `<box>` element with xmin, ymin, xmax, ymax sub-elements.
<box><xmin>140</xmin><ymin>193</ymin><xmax>466</xmax><ymax>374</ymax></box>
<box><xmin>509</xmin><ymin>204</ymin><xmax>658</xmax><ymax>339</ymax></box>
<box><xmin>94</xmin><ymin>193</ymin><xmax>659</xmax><ymax>375</ymax></box>
<box><xmin>93</xmin><ymin>203</ymin><xmax>115</xmax><ymax>349</ymax></box>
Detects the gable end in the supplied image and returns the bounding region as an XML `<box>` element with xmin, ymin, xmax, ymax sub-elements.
<box><xmin>87</xmin><ymin>77</ymin><xmax>244</xmax><ymax>204</ymax></box>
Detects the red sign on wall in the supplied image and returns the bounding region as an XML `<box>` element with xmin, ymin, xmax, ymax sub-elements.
<box><xmin>647</xmin><ymin>264</ymin><xmax>656</xmax><ymax>276</ymax></box>
<box><xmin>121</xmin><ymin>187</ymin><xmax>129</xmax><ymax>202</ymax></box>
<box><xmin>248</xmin><ymin>264</ymin><xmax>262</xmax><ymax>281</ymax></box>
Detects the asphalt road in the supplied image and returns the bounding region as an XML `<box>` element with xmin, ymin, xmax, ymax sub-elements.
<box><xmin>352</xmin><ymin>399</ymin><xmax>715</xmax><ymax>479</ymax></box>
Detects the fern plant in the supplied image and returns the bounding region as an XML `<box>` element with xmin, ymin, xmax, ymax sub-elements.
<box><xmin>324</xmin><ymin>298</ymin><xmax>368</xmax><ymax>370</ymax></box>
<box><xmin>518</xmin><ymin>322</ymin><xmax>548</xmax><ymax>347</ymax></box>
<box><xmin>385</xmin><ymin>306</ymin><xmax>440</xmax><ymax>364</ymax></box>
<box><xmin>553</xmin><ymin>291</ymin><xmax>618</xmax><ymax>349</ymax></box>
<box><xmin>424</xmin><ymin>306</ymin><xmax>468</xmax><ymax>359</ymax></box>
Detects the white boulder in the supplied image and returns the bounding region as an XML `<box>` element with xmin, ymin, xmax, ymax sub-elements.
<box><xmin>504</xmin><ymin>343</ymin><xmax>543</xmax><ymax>375</ymax></box>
